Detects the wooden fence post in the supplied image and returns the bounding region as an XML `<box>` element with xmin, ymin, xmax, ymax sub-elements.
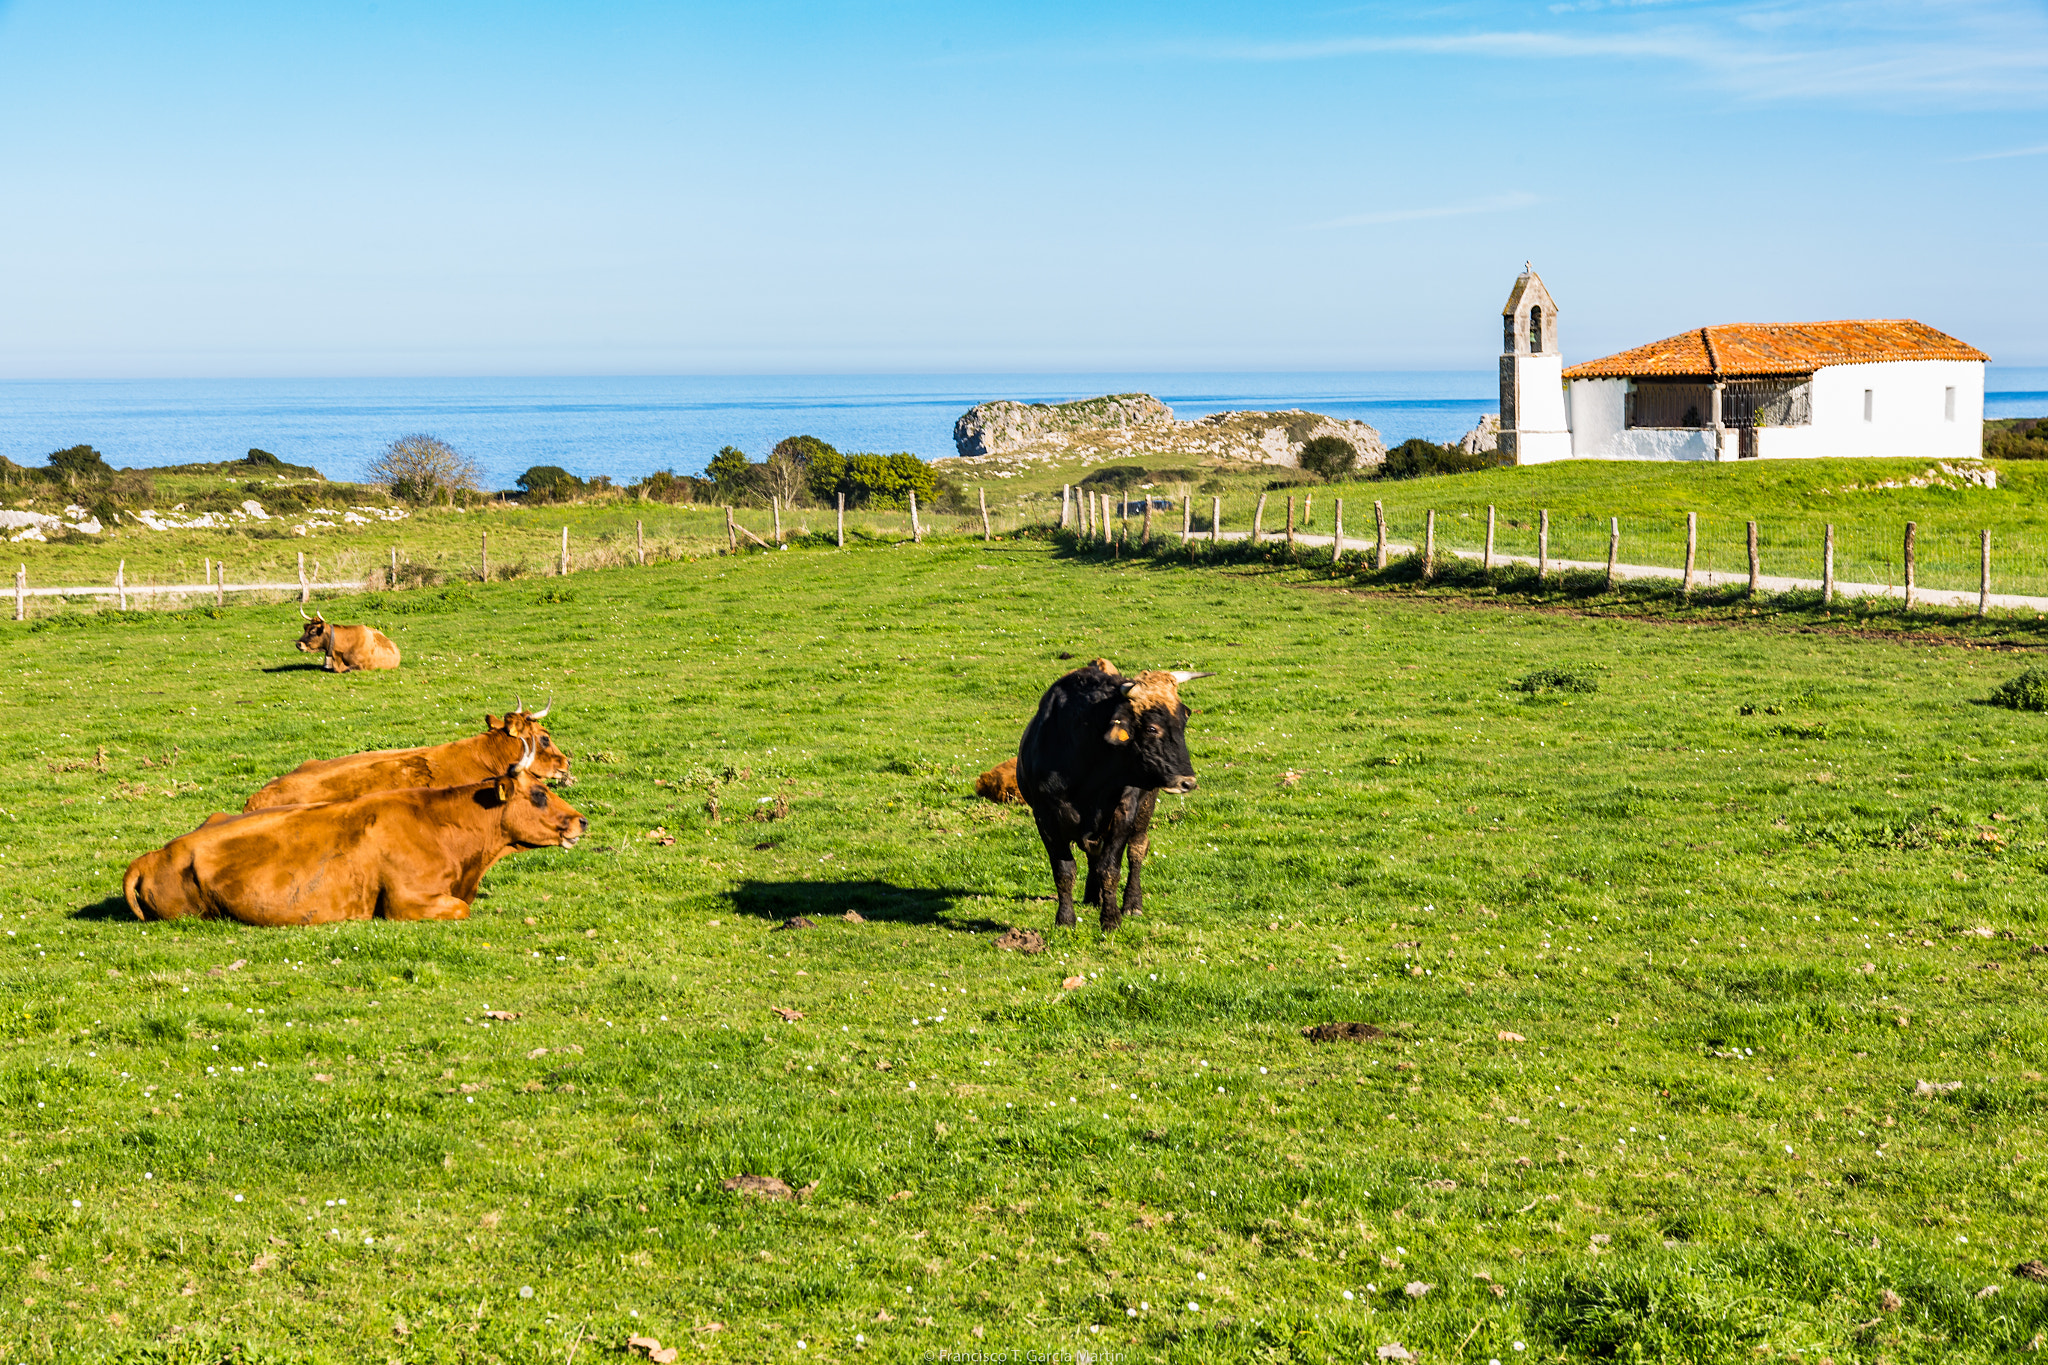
<box><xmin>13</xmin><ymin>564</ymin><xmax>23</xmax><ymax>622</ymax></box>
<box><xmin>1683</xmin><ymin>512</ymin><xmax>1697</xmax><ymax>599</ymax></box>
<box><xmin>1210</xmin><ymin>496</ymin><xmax>1222</xmax><ymax>546</ymax></box>
<box><xmin>1141</xmin><ymin>499</ymin><xmax>1152</xmax><ymax>545</ymax></box>
<box><xmin>1180</xmin><ymin>489</ymin><xmax>1191</xmax><ymax>539</ymax></box>
<box><xmin>1747</xmin><ymin>521</ymin><xmax>1760</xmax><ymax>598</ymax></box>
<box><xmin>980</xmin><ymin>488</ymin><xmax>991</xmax><ymax>542</ymax></box>
<box><xmin>118</xmin><ymin>559</ymin><xmax>127</xmax><ymax>610</ymax></box>
<box><xmin>1333</xmin><ymin>498</ymin><xmax>1345</xmax><ymax>564</ymax></box>
<box><xmin>297</xmin><ymin>552</ymin><xmax>308</xmax><ymax>605</ymax></box>
<box><xmin>837</xmin><ymin>492</ymin><xmax>846</xmax><ymax>548</ymax></box>
<box><xmin>1822</xmin><ymin>524</ymin><xmax>1835</xmax><ymax>605</ymax></box>
<box><xmin>910</xmin><ymin>492</ymin><xmax>922</xmax><ymax>543</ymax></box>
<box><xmin>1981</xmin><ymin>528</ymin><xmax>1992</xmax><ymax>618</ymax></box>
<box><xmin>389</xmin><ymin>545</ymin><xmax>399</xmax><ymax>588</ymax></box>
<box><xmin>1303</xmin><ymin>492</ymin><xmax>1314</xmax><ymax>529</ymax></box>
<box><xmin>773</xmin><ymin>496</ymin><xmax>783</xmax><ymax>544</ymax></box>
<box><xmin>1903</xmin><ymin>521</ymin><xmax>1916</xmax><ymax>609</ymax></box>
<box><xmin>1423</xmin><ymin>510</ymin><xmax>1436</xmax><ymax>580</ymax></box>
<box><xmin>217</xmin><ymin>559</ymin><xmax>226</xmax><ymax>607</ymax></box>
<box><xmin>481</xmin><ymin>532</ymin><xmax>488</xmax><ymax>583</ymax></box>
<box><xmin>725</xmin><ymin>506</ymin><xmax>738</xmax><ymax>552</ymax></box>
<box><xmin>1605</xmin><ymin>516</ymin><xmax>1620</xmax><ymax>591</ymax></box>
<box><xmin>1538</xmin><ymin>510</ymin><xmax>1549</xmax><ymax>580</ymax></box>
<box><xmin>1373</xmin><ymin>500</ymin><xmax>1386</xmax><ymax>570</ymax></box>
<box><xmin>1484</xmin><ymin>505</ymin><xmax>1496</xmax><ymax>572</ymax></box>
<box><xmin>1285</xmin><ymin>496</ymin><xmax>1296</xmax><ymax>557</ymax></box>
<box><xmin>559</xmin><ymin>525</ymin><xmax>569</xmax><ymax>576</ymax></box>
<box><xmin>636</xmin><ymin>519</ymin><xmax>645</xmax><ymax>566</ymax></box>
<box><xmin>1252</xmin><ymin>492</ymin><xmax>1267</xmax><ymax>545</ymax></box>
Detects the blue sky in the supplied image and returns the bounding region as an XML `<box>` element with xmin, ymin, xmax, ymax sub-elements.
<box><xmin>0</xmin><ymin>0</ymin><xmax>2043</xmax><ymax>376</ymax></box>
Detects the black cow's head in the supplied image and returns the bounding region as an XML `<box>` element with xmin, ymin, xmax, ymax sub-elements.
<box><xmin>1104</xmin><ymin>669</ymin><xmax>1211</xmax><ymax>793</ymax></box>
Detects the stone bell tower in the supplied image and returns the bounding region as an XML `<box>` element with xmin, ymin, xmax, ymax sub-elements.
<box><xmin>1498</xmin><ymin>263</ymin><xmax>1571</xmax><ymax>464</ymax></box>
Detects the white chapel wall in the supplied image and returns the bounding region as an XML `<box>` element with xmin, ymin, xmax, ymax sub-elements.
<box><xmin>1754</xmin><ymin>360</ymin><xmax>1983</xmax><ymax>460</ymax></box>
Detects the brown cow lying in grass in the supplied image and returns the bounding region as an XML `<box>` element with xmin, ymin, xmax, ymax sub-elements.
<box><xmin>124</xmin><ymin>742</ymin><xmax>586</xmax><ymax>926</ymax></box>
<box><xmin>294</xmin><ymin>610</ymin><xmax>401</xmax><ymax>673</ymax></box>
<box><xmin>243</xmin><ymin>704</ymin><xmax>570</xmax><ymax>811</ymax></box>
<box><xmin>974</xmin><ymin>757</ymin><xmax>1025</xmax><ymax>804</ymax></box>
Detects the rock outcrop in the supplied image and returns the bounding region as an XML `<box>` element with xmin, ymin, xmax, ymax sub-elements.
<box><xmin>954</xmin><ymin>394</ymin><xmax>1172</xmax><ymax>460</ymax></box>
<box><xmin>1459</xmin><ymin>414</ymin><xmax>1499</xmax><ymax>455</ymax></box>
<box><xmin>947</xmin><ymin>393</ymin><xmax>1383</xmax><ymax>472</ymax></box>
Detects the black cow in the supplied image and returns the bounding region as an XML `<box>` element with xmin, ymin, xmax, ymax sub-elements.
<box><xmin>1015</xmin><ymin>660</ymin><xmax>1209</xmax><ymax>930</ymax></box>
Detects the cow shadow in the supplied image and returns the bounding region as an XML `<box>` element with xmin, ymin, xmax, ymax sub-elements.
<box><xmin>73</xmin><ymin>894</ymin><xmax>136</xmax><ymax>922</ymax></box>
<box><xmin>726</xmin><ymin>879</ymin><xmax>1011</xmax><ymax>934</ymax></box>
<box><xmin>260</xmin><ymin>662</ymin><xmax>327</xmax><ymax>674</ymax></box>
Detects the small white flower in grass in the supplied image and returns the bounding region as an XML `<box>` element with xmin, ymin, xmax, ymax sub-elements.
<box><xmin>1367</xmin><ymin>1283</ymin><xmax>1377</xmax><ymax>1292</ymax></box>
<box><xmin>797</xmin><ymin>1341</ymin><xmax>807</xmax><ymax>1350</ymax></box>
<box><xmin>1784</xmin><ymin>1145</ymin><xmax>1794</xmax><ymax>1155</ymax></box>
<box><xmin>1958</xmin><ymin>1235</ymin><xmax>1969</xmax><ymax>1243</ymax></box>
<box><xmin>519</xmin><ymin>1286</ymin><xmax>534</xmax><ymax>1298</ymax></box>
<box><xmin>1088</xmin><ymin>1324</ymin><xmax>1100</xmax><ymax>1334</ymax></box>
<box><xmin>908</xmin><ymin>1082</ymin><xmax>916</xmax><ymax>1090</ymax></box>
<box><xmin>144</xmin><ymin>1173</ymin><xmax>152</xmax><ymax>1180</ymax></box>
<box><xmin>234</xmin><ymin>1194</ymin><xmax>244</xmax><ymax>1202</ymax></box>
<box><xmin>856</xmin><ymin>1334</ymin><xmax>865</xmax><ymax>1345</ymax></box>
<box><xmin>1187</xmin><ymin>1301</ymin><xmax>1200</xmax><ymax>1312</ymax></box>
<box><xmin>1514</xmin><ymin>1343</ymin><xmax>1526</xmax><ymax>1353</ymax></box>
<box><xmin>364</xmin><ymin>1236</ymin><xmax>373</xmax><ymax>1245</ymax></box>
<box><xmin>1127</xmin><ymin>1308</ymin><xmax>1137</xmax><ymax>1317</ymax></box>
<box><xmin>1343</xmin><ymin>1290</ymin><xmax>1354</xmax><ymax>1300</ymax></box>
<box><xmin>1196</xmin><ymin>1272</ymin><xmax>1206</xmax><ymax>1282</ymax></box>
<box><xmin>70</xmin><ymin>1199</ymin><xmax>80</xmax><ymax>1208</ymax></box>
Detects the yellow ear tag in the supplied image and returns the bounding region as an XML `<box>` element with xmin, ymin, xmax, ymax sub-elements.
<box><xmin>496</xmin><ymin>779</ymin><xmax>514</xmax><ymax>801</ymax></box>
<box><xmin>1111</xmin><ymin>727</ymin><xmax>1129</xmax><ymax>743</ymax></box>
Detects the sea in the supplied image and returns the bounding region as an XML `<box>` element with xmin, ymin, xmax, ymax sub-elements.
<box><xmin>1</xmin><ymin>368</ymin><xmax>2044</xmax><ymax>492</ymax></box>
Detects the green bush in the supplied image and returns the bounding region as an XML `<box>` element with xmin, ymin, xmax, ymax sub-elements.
<box><xmin>807</xmin><ymin>451</ymin><xmax>938</xmax><ymax>510</ymax></box>
<box><xmin>1378</xmin><ymin>437</ymin><xmax>1504</xmax><ymax>481</ymax></box>
<box><xmin>44</xmin><ymin>444</ymin><xmax>113</xmax><ymax>482</ymax></box>
<box><xmin>631</xmin><ymin>469</ymin><xmax>710</xmax><ymax>505</ymax></box>
<box><xmin>1984</xmin><ymin>418</ymin><xmax>2048</xmax><ymax>461</ymax></box>
<box><xmin>1518</xmin><ymin>666</ymin><xmax>1597</xmax><ymax>694</ymax></box>
<box><xmin>1298</xmin><ymin>435</ymin><xmax>1359</xmax><ymax>481</ymax></box>
<box><xmin>516</xmin><ymin>465</ymin><xmax>585</xmax><ymax>503</ymax></box>
<box><xmin>242</xmin><ymin>448</ymin><xmax>286</xmax><ymax>469</ymax></box>
<box><xmin>1988</xmin><ymin>668</ymin><xmax>2048</xmax><ymax>711</ymax></box>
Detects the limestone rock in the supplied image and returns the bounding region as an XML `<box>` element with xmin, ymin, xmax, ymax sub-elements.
<box><xmin>953</xmin><ymin>394</ymin><xmax>1173</xmax><ymax>459</ymax></box>
<box><xmin>946</xmin><ymin>392</ymin><xmax>1384</xmax><ymax>474</ymax></box>
<box><xmin>1460</xmin><ymin>414</ymin><xmax>1500</xmax><ymax>455</ymax></box>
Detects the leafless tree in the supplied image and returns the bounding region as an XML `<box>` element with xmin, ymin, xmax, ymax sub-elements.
<box><xmin>763</xmin><ymin>449</ymin><xmax>807</xmax><ymax>506</ymax></box>
<box><xmin>367</xmin><ymin>434</ymin><xmax>483</xmax><ymax>504</ymax></box>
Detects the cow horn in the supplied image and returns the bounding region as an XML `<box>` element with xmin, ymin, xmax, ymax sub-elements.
<box><xmin>314</xmin><ymin>611</ymin><xmax>324</xmax><ymax>623</ymax></box>
<box><xmin>530</xmin><ymin>693</ymin><xmax>552</xmax><ymax>720</ymax></box>
<box><xmin>300</xmin><ymin>608</ymin><xmax>311</xmax><ymax>620</ymax></box>
<box><xmin>1168</xmin><ymin>670</ymin><xmax>1214</xmax><ymax>684</ymax></box>
<box><xmin>514</xmin><ymin>693</ymin><xmax>525</xmax><ymax>715</ymax></box>
<box><xmin>515</xmin><ymin>735</ymin><xmax>537</xmax><ymax>773</ymax></box>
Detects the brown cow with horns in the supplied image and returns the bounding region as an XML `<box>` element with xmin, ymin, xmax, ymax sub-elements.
<box><xmin>243</xmin><ymin>701</ymin><xmax>570</xmax><ymax>811</ymax></box>
<box><xmin>124</xmin><ymin>739</ymin><xmax>587</xmax><ymax>926</ymax></box>
<box><xmin>294</xmin><ymin>610</ymin><xmax>402</xmax><ymax>673</ymax></box>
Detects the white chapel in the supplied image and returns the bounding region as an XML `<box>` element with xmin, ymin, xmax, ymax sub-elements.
<box><xmin>1493</xmin><ymin>265</ymin><xmax>1989</xmax><ymax>463</ymax></box>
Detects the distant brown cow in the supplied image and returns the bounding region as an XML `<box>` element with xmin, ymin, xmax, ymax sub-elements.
<box><xmin>124</xmin><ymin>742</ymin><xmax>587</xmax><ymax>926</ymax></box>
<box><xmin>294</xmin><ymin>610</ymin><xmax>401</xmax><ymax>673</ymax></box>
<box><xmin>974</xmin><ymin>757</ymin><xmax>1025</xmax><ymax>804</ymax></box>
<box><xmin>243</xmin><ymin>705</ymin><xmax>570</xmax><ymax>812</ymax></box>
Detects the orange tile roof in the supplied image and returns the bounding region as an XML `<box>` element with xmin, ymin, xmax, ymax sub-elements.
<box><xmin>1562</xmin><ymin>320</ymin><xmax>1988</xmax><ymax>379</ymax></box>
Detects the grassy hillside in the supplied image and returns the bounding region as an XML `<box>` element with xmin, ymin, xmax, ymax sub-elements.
<box><xmin>2</xmin><ymin>542</ymin><xmax>2047</xmax><ymax>1361</ymax></box>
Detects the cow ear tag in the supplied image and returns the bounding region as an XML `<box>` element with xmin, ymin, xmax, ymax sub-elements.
<box><xmin>496</xmin><ymin>777</ymin><xmax>515</xmax><ymax>802</ymax></box>
<box><xmin>1106</xmin><ymin>724</ymin><xmax>1130</xmax><ymax>745</ymax></box>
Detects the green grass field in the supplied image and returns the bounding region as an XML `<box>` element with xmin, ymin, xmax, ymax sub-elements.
<box><xmin>5</xmin><ymin>534</ymin><xmax>2048</xmax><ymax>1363</ymax></box>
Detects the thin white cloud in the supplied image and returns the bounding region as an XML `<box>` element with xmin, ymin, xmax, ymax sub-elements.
<box><xmin>1959</xmin><ymin>143</ymin><xmax>2048</xmax><ymax>161</ymax></box>
<box><xmin>1172</xmin><ymin>0</ymin><xmax>2048</xmax><ymax>108</ymax></box>
<box><xmin>1311</xmin><ymin>192</ymin><xmax>1540</xmax><ymax>229</ymax></box>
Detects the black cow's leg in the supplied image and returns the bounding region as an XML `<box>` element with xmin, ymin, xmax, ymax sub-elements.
<box><xmin>1110</xmin><ymin>789</ymin><xmax>1159</xmax><ymax>930</ymax></box>
<box><xmin>1037</xmin><ymin>818</ymin><xmax>1078</xmax><ymax>928</ymax></box>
